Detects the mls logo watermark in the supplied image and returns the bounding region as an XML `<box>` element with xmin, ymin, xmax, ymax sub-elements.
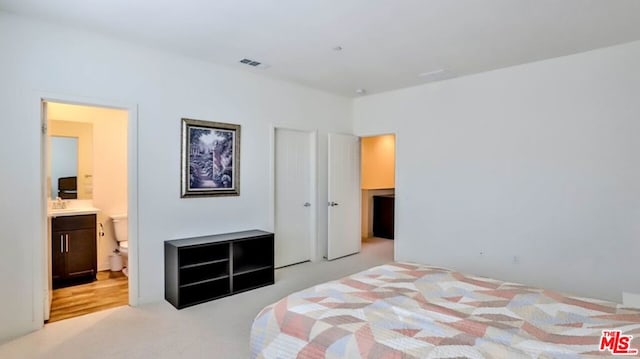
<box><xmin>599</xmin><ymin>330</ymin><xmax>638</xmax><ymax>355</ymax></box>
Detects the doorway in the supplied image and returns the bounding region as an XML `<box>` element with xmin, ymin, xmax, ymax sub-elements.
<box><xmin>273</xmin><ymin>128</ymin><xmax>316</xmax><ymax>268</ymax></box>
<box><xmin>41</xmin><ymin>100</ymin><xmax>136</xmax><ymax>323</ymax></box>
<box><xmin>360</xmin><ymin>134</ymin><xmax>396</xmax><ymax>247</ymax></box>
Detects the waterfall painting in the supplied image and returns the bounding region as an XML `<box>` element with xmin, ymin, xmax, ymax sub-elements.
<box><xmin>181</xmin><ymin>118</ymin><xmax>240</xmax><ymax>197</ymax></box>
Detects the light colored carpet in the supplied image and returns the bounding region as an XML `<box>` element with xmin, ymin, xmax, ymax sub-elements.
<box><xmin>0</xmin><ymin>238</ymin><xmax>393</xmax><ymax>359</ymax></box>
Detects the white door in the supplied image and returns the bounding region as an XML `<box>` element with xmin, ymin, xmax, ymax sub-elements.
<box><xmin>274</xmin><ymin>128</ymin><xmax>314</xmax><ymax>268</ymax></box>
<box><xmin>327</xmin><ymin>133</ymin><xmax>361</xmax><ymax>260</ymax></box>
<box><xmin>42</xmin><ymin>101</ymin><xmax>52</xmax><ymax>321</ymax></box>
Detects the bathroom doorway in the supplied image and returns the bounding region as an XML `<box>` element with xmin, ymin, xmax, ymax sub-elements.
<box><xmin>360</xmin><ymin>134</ymin><xmax>396</xmax><ymax>253</ymax></box>
<box><xmin>42</xmin><ymin>100</ymin><xmax>134</xmax><ymax>323</ymax></box>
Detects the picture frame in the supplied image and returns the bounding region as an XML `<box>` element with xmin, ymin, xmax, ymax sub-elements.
<box><xmin>181</xmin><ymin>118</ymin><xmax>240</xmax><ymax>197</ymax></box>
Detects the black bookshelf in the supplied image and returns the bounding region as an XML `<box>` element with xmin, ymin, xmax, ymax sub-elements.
<box><xmin>164</xmin><ymin>230</ymin><xmax>274</xmax><ymax>309</ymax></box>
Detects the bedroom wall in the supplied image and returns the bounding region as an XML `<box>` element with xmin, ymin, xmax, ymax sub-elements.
<box><xmin>353</xmin><ymin>40</ymin><xmax>640</xmax><ymax>302</ymax></box>
<box><xmin>0</xmin><ymin>12</ymin><xmax>352</xmax><ymax>341</ymax></box>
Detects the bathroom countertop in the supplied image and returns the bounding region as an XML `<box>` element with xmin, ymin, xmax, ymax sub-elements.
<box><xmin>48</xmin><ymin>207</ymin><xmax>100</xmax><ymax>217</ymax></box>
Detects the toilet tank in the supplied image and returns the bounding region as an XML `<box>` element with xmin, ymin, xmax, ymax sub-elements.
<box><xmin>111</xmin><ymin>214</ymin><xmax>128</xmax><ymax>243</ymax></box>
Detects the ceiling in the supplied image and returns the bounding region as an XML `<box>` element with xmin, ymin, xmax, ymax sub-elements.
<box><xmin>2</xmin><ymin>0</ymin><xmax>640</xmax><ymax>97</ymax></box>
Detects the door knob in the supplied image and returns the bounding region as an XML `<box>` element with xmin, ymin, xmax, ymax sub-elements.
<box><xmin>303</xmin><ymin>202</ymin><xmax>311</xmax><ymax>207</ymax></box>
<box><xmin>329</xmin><ymin>201</ymin><xmax>339</xmax><ymax>207</ymax></box>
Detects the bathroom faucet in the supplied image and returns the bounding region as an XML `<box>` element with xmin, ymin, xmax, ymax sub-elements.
<box><xmin>52</xmin><ymin>197</ymin><xmax>67</xmax><ymax>209</ymax></box>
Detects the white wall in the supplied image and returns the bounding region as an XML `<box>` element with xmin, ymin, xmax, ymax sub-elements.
<box><xmin>354</xmin><ymin>41</ymin><xmax>640</xmax><ymax>302</ymax></box>
<box><xmin>0</xmin><ymin>12</ymin><xmax>351</xmax><ymax>341</ymax></box>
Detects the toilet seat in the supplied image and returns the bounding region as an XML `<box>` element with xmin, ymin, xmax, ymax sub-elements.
<box><xmin>119</xmin><ymin>241</ymin><xmax>129</xmax><ymax>254</ymax></box>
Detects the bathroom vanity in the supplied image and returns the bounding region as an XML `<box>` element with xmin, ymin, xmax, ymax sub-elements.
<box><xmin>50</xmin><ymin>210</ymin><xmax>98</xmax><ymax>288</ymax></box>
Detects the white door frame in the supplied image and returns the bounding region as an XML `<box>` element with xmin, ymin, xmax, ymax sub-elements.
<box><xmin>269</xmin><ymin>125</ymin><xmax>318</xmax><ymax>262</ymax></box>
<box><xmin>35</xmin><ymin>92</ymin><xmax>139</xmax><ymax>329</ymax></box>
<box><xmin>357</xmin><ymin>131</ymin><xmax>398</xmax><ymax>244</ymax></box>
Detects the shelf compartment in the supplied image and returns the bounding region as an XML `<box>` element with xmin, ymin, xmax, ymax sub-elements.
<box><xmin>180</xmin><ymin>275</ymin><xmax>229</xmax><ymax>288</ymax></box>
<box><xmin>179</xmin><ymin>277</ymin><xmax>230</xmax><ymax>307</ymax></box>
<box><xmin>233</xmin><ymin>267</ymin><xmax>274</xmax><ymax>293</ymax></box>
<box><xmin>180</xmin><ymin>258</ymin><xmax>229</xmax><ymax>269</ymax></box>
<box><xmin>180</xmin><ymin>260</ymin><xmax>229</xmax><ymax>286</ymax></box>
<box><xmin>234</xmin><ymin>264</ymin><xmax>273</xmax><ymax>276</ymax></box>
<box><xmin>179</xmin><ymin>243</ymin><xmax>229</xmax><ymax>267</ymax></box>
<box><xmin>232</xmin><ymin>237</ymin><xmax>274</xmax><ymax>273</ymax></box>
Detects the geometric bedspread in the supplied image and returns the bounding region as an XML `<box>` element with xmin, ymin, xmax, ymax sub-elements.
<box><xmin>250</xmin><ymin>262</ymin><xmax>640</xmax><ymax>358</ymax></box>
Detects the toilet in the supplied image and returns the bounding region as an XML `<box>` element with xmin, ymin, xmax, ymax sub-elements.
<box><xmin>111</xmin><ymin>214</ymin><xmax>128</xmax><ymax>276</ymax></box>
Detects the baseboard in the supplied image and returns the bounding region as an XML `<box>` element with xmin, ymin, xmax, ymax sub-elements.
<box><xmin>622</xmin><ymin>292</ymin><xmax>640</xmax><ymax>309</ymax></box>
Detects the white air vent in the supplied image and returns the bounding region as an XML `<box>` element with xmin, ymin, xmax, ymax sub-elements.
<box><xmin>418</xmin><ymin>69</ymin><xmax>456</xmax><ymax>82</ymax></box>
<box><xmin>239</xmin><ymin>58</ymin><xmax>270</xmax><ymax>69</ymax></box>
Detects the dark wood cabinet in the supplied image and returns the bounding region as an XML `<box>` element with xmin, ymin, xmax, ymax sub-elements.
<box><xmin>52</xmin><ymin>214</ymin><xmax>97</xmax><ymax>288</ymax></box>
<box><xmin>165</xmin><ymin>230</ymin><xmax>274</xmax><ymax>309</ymax></box>
<box><xmin>51</xmin><ymin>230</ymin><xmax>66</xmax><ymax>282</ymax></box>
<box><xmin>373</xmin><ymin>195</ymin><xmax>395</xmax><ymax>239</ymax></box>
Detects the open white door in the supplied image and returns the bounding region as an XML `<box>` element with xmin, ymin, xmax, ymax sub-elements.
<box><xmin>274</xmin><ymin>128</ymin><xmax>315</xmax><ymax>267</ymax></box>
<box><xmin>327</xmin><ymin>133</ymin><xmax>360</xmax><ymax>260</ymax></box>
<box><xmin>41</xmin><ymin>100</ymin><xmax>52</xmax><ymax>321</ymax></box>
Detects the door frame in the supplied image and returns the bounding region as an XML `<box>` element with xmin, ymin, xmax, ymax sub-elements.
<box><xmin>36</xmin><ymin>92</ymin><xmax>139</xmax><ymax>328</ymax></box>
<box><xmin>357</xmin><ymin>131</ymin><xmax>398</xmax><ymax>245</ymax></box>
<box><xmin>269</xmin><ymin>125</ymin><xmax>318</xmax><ymax>262</ymax></box>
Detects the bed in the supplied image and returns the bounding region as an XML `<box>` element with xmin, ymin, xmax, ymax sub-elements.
<box><xmin>250</xmin><ymin>262</ymin><xmax>640</xmax><ymax>358</ymax></box>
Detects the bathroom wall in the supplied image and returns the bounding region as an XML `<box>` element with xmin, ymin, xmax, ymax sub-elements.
<box><xmin>48</xmin><ymin>103</ymin><xmax>128</xmax><ymax>271</ymax></box>
<box><xmin>92</xmin><ymin>108</ymin><xmax>128</xmax><ymax>270</ymax></box>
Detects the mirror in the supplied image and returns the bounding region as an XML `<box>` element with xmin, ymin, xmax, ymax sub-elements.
<box><xmin>48</xmin><ymin>120</ymin><xmax>93</xmax><ymax>200</ymax></box>
<box><xmin>51</xmin><ymin>136</ymin><xmax>78</xmax><ymax>199</ymax></box>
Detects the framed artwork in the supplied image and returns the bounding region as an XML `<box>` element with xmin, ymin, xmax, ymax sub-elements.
<box><xmin>181</xmin><ymin>118</ymin><xmax>240</xmax><ymax>197</ymax></box>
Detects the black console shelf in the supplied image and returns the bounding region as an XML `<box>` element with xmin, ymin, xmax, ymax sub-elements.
<box><xmin>164</xmin><ymin>230</ymin><xmax>274</xmax><ymax>309</ymax></box>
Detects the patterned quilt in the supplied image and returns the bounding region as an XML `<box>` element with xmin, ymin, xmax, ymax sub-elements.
<box><xmin>250</xmin><ymin>262</ymin><xmax>640</xmax><ymax>358</ymax></box>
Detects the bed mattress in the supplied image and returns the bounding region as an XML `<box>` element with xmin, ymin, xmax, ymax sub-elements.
<box><xmin>250</xmin><ymin>262</ymin><xmax>640</xmax><ymax>358</ymax></box>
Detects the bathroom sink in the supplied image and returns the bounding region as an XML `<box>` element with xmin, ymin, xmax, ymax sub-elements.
<box><xmin>50</xmin><ymin>207</ymin><xmax>77</xmax><ymax>212</ymax></box>
<box><xmin>49</xmin><ymin>207</ymin><xmax>100</xmax><ymax>217</ymax></box>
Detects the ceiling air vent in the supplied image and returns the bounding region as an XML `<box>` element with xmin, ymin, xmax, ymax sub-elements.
<box><xmin>239</xmin><ymin>58</ymin><xmax>270</xmax><ymax>69</ymax></box>
<box><xmin>418</xmin><ymin>69</ymin><xmax>456</xmax><ymax>82</ymax></box>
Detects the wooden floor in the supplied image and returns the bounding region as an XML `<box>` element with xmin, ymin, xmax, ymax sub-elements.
<box><xmin>48</xmin><ymin>271</ymin><xmax>128</xmax><ymax>323</ymax></box>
